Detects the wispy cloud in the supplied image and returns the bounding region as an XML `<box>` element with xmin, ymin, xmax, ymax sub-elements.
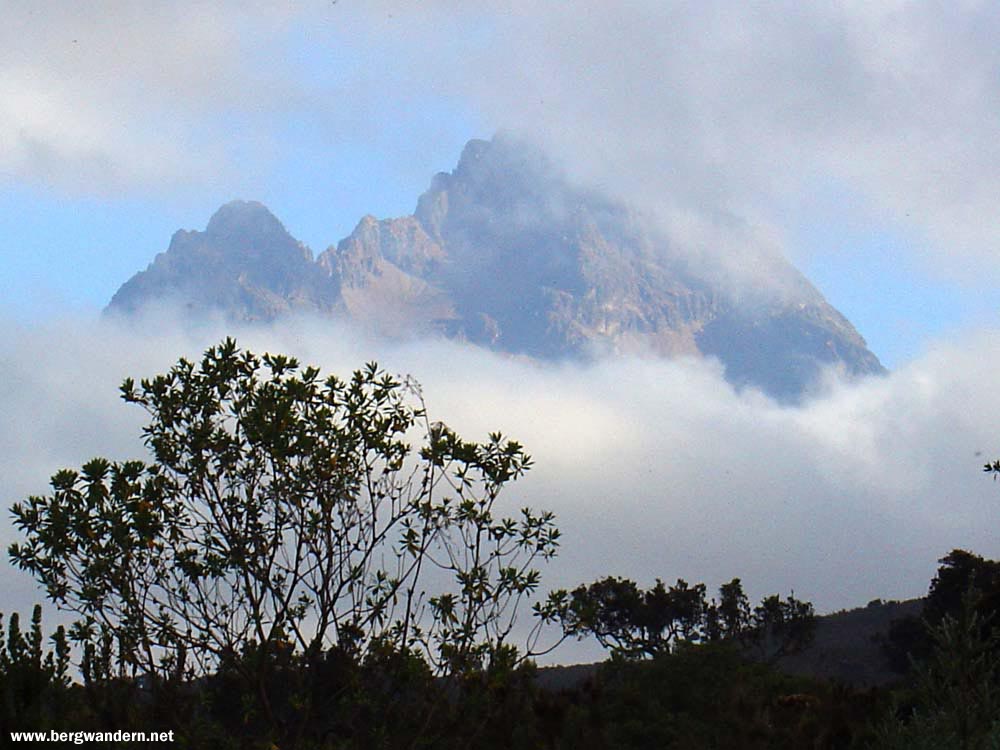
<box><xmin>443</xmin><ymin>1</ymin><xmax>1000</xmax><ymax>278</ymax></box>
<box><xmin>0</xmin><ymin>2</ymin><xmax>304</xmax><ymax>192</ymax></box>
<box><xmin>6</xmin><ymin>3</ymin><xmax>1000</xmax><ymax>278</ymax></box>
<box><xmin>4</xmin><ymin>314</ymin><xmax>999</xmax><ymax>661</ymax></box>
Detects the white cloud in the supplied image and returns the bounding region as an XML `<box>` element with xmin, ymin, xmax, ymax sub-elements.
<box><xmin>441</xmin><ymin>1</ymin><xmax>1000</xmax><ymax>277</ymax></box>
<box><xmin>4</xmin><ymin>314</ymin><xmax>999</xmax><ymax>662</ymax></box>
<box><xmin>7</xmin><ymin>2</ymin><xmax>1000</xmax><ymax>279</ymax></box>
<box><xmin>0</xmin><ymin>2</ymin><xmax>304</xmax><ymax>192</ymax></box>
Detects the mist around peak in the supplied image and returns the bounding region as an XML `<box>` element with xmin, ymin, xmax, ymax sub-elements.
<box><xmin>106</xmin><ymin>136</ymin><xmax>884</xmax><ymax>402</ymax></box>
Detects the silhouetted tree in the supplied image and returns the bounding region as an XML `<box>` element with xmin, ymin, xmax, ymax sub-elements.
<box><xmin>715</xmin><ymin>577</ymin><xmax>752</xmax><ymax>639</ymax></box>
<box><xmin>10</xmin><ymin>338</ymin><xmax>560</xmax><ymax>746</ymax></box>
<box><xmin>557</xmin><ymin>575</ymin><xmax>815</xmax><ymax>661</ymax></box>
<box><xmin>884</xmin><ymin>549</ymin><xmax>1000</xmax><ymax>675</ymax></box>
<box><xmin>0</xmin><ymin>606</ymin><xmax>70</xmax><ymax>732</ymax></box>
<box><xmin>875</xmin><ymin>589</ymin><xmax>1000</xmax><ymax>749</ymax></box>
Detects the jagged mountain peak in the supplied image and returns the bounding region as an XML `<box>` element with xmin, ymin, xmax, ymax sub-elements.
<box><xmin>204</xmin><ymin>200</ymin><xmax>294</xmax><ymax>245</ymax></box>
<box><xmin>415</xmin><ymin>135</ymin><xmax>584</xmax><ymax>239</ymax></box>
<box><xmin>107</xmin><ymin>136</ymin><xmax>884</xmax><ymax>401</ymax></box>
<box><xmin>451</xmin><ymin>135</ymin><xmax>551</xmax><ymax>183</ymax></box>
<box><xmin>106</xmin><ymin>200</ymin><xmax>333</xmax><ymax>321</ymax></box>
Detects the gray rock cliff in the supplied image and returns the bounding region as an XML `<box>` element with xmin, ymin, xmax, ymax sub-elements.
<box><xmin>107</xmin><ymin>138</ymin><xmax>885</xmax><ymax>400</ymax></box>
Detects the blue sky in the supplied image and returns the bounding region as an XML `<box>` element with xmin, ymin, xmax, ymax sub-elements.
<box><xmin>3</xmin><ymin>3</ymin><xmax>1000</xmax><ymax>370</ymax></box>
<box><xmin>0</xmin><ymin>121</ymin><xmax>479</xmax><ymax>319</ymax></box>
<box><xmin>790</xmin><ymin>190</ymin><xmax>998</xmax><ymax>370</ymax></box>
<box><xmin>2</xmin><ymin>147</ymin><xmax>983</xmax><ymax>370</ymax></box>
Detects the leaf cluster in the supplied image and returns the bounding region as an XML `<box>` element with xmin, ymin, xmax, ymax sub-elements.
<box><xmin>0</xmin><ymin>605</ymin><xmax>70</xmax><ymax>731</ymax></box>
<box><xmin>9</xmin><ymin>338</ymin><xmax>559</xmax><ymax>744</ymax></box>
<box><xmin>551</xmin><ymin>575</ymin><xmax>815</xmax><ymax>661</ymax></box>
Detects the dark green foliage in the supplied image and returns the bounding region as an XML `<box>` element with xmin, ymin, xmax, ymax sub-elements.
<box><xmin>883</xmin><ymin>549</ymin><xmax>1000</xmax><ymax>676</ymax></box>
<box><xmin>0</xmin><ymin>610</ymin><xmax>889</xmax><ymax>749</ymax></box>
<box><xmin>751</xmin><ymin>592</ymin><xmax>819</xmax><ymax>662</ymax></box>
<box><xmin>539</xmin><ymin>643</ymin><xmax>883</xmax><ymax>750</ymax></box>
<box><xmin>872</xmin><ymin>589</ymin><xmax>1000</xmax><ymax>749</ymax></box>
<box><xmin>9</xmin><ymin>338</ymin><xmax>559</xmax><ymax>747</ymax></box>
<box><xmin>873</xmin><ymin>541</ymin><xmax>1000</xmax><ymax>748</ymax></box>
<box><xmin>926</xmin><ymin>550</ymin><xmax>1000</xmax><ymax>624</ymax></box>
<box><xmin>556</xmin><ymin>575</ymin><xmax>816</xmax><ymax>662</ymax></box>
<box><xmin>0</xmin><ymin>606</ymin><xmax>71</xmax><ymax>732</ymax></box>
<box><xmin>718</xmin><ymin>577</ymin><xmax>753</xmax><ymax>638</ymax></box>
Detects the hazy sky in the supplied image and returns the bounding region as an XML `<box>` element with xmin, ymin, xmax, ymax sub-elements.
<box><xmin>4</xmin><ymin>3</ymin><xmax>1000</xmax><ymax>659</ymax></box>
<box><xmin>4</xmin><ymin>2</ymin><xmax>1000</xmax><ymax>364</ymax></box>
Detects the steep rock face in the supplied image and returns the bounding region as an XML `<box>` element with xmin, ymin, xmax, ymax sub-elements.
<box><xmin>697</xmin><ymin>304</ymin><xmax>884</xmax><ymax>397</ymax></box>
<box><xmin>107</xmin><ymin>138</ymin><xmax>885</xmax><ymax>400</ymax></box>
<box><xmin>316</xmin><ymin>137</ymin><xmax>883</xmax><ymax>396</ymax></box>
<box><xmin>108</xmin><ymin>201</ymin><xmax>341</xmax><ymax>320</ymax></box>
<box><xmin>326</xmin><ymin>138</ymin><xmax>722</xmax><ymax>359</ymax></box>
<box><xmin>317</xmin><ymin>215</ymin><xmax>454</xmax><ymax>338</ymax></box>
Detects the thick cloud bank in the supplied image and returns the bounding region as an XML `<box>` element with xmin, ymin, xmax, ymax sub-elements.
<box><xmin>3</xmin><ymin>314</ymin><xmax>999</xmax><ymax>661</ymax></box>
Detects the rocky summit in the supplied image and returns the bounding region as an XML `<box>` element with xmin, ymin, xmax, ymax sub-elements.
<box><xmin>107</xmin><ymin>136</ymin><xmax>885</xmax><ymax>401</ymax></box>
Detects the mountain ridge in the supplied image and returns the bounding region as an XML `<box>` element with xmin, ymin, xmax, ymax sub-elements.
<box><xmin>106</xmin><ymin>136</ymin><xmax>885</xmax><ymax>401</ymax></box>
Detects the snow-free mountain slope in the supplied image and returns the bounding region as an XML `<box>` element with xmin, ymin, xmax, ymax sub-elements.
<box><xmin>107</xmin><ymin>136</ymin><xmax>884</xmax><ymax>400</ymax></box>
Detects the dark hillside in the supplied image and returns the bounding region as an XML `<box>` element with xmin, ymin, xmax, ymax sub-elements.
<box><xmin>536</xmin><ymin>598</ymin><xmax>923</xmax><ymax>692</ymax></box>
<box><xmin>774</xmin><ymin>598</ymin><xmax>921</xmax><ymax>686</ymax></box>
